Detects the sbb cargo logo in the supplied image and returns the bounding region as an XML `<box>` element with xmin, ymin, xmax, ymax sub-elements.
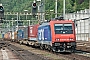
<box><xmin>38</xmin><ymin>29</ymin><xmax>44</xmax><ymax>40</ymax></box>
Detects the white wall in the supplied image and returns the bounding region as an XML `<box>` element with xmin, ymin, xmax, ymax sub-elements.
<box><xmin>65</xmin><ymin>9</ymin><xmax>90</xmax><ymax>41</ymax></box>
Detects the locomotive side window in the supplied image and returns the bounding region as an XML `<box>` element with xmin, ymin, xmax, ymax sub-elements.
<box><xmin>54</xmin><ymin>24</ymin><xmax>73</xmax><ymax>34</ymax></box>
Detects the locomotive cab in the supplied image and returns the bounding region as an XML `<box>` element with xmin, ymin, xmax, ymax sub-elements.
<box><xmin>50</xmin><ymin>20</ymin><xmax>76</xmax><ymax>52</ymax></box>
<box><xmin>37</xmin><ymin>17</ymin><xmax>76</xmax><ymax>52</ymax></box>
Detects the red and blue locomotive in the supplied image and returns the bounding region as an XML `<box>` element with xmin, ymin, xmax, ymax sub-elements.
<box><xmin>37</xmin><ymin>18</ymin><xmax>76</xmax><ymax>52</ymax></box>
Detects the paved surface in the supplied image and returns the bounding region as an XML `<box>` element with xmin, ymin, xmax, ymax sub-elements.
<box><xmin>0</xmin><ymin>48</ymin><xmax>20</xmax><ymax>60</ymax></box>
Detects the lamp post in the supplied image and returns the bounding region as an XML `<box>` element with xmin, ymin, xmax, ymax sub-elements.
<box><xmin>24</xmin><ymin>10</ymin><xmax>28</xmax><ymax>26</ymax></box>
<box><xmin>89</xmin><ymin>0</ymin><xmax>90</xmax><ymax>13</ymax></box>
<box><xmin>12</xmin><ymin>18</ymin><xmax>14</xmax><ymax>37</ymax></box>
<box><xmin>50</xmin><ymin>10</ymin><xmax>54</xmax><ymax>19</ymax></box>
<box><xmin>12</xmin><ymin>18</ymin><xmax>13</xmax><ymax>27</ymax></box>
<box><xmin>16</xmin><ymin>12</ymin><xmax>18</xmax><ymax>31</ymax></box>
<box><xmin>55</xmin><ymin>0</ymin><xmax>57</xmax><ymax>18</ymax></box>
<box><xmin>24</xmin><ymin>10</ymin><xmax>28</xmax><ymax>20</ymax></box>
<box><xmin>37</xmin><ymin>0</ymin><xmax>41</xmax><ymax>24</ymax></box>
<box><xmin>63</xmin><ymin>0</ymin><xmax>65</xmax><ymax>19</ymax></box>
<box><xmin>88</xmin><ymin>0</ymin><xmax>90</xmax><ymax>41</ymax></box>
<box><xmin>37</xmin><ymin>0</ymin><xmax>45</xmax><ymax>22</ymax></box>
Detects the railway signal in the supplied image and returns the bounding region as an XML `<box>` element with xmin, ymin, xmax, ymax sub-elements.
<box><xmin>32</xmin><ymin>2</ymin><xmax>37</xmax><ymax>8</ymax></box>
<box><xmin>32</xmin><ymin>1</ymin><xmax>37</xmax><ymax>15</ymax></box>
<box><xmin>0</xmin><ymin>4</ymin><xmax>4</xmax><ymax>23</ymax></box>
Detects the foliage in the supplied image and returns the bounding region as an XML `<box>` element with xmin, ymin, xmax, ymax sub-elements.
<box><xmin>0</xmin><ymin>0</ymin><xmax>89</xmax><ymax>20</ymax></box>
<box><xmin>0</xmin><ymin>0</ymin><xmax>89</xmax><ymax>27</ymax></box>
<box><xmin>1</xmin><ymin>0</ymin><xmax>33</xmax><ymax>12</ymax></box>
<box><xmin>0</xmin><ymin>0</ymin><xmax>89</xmax><ymax>13</ymax></box>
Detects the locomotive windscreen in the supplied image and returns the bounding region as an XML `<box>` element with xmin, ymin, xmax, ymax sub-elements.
<box><xmin>54</xmin><ymin>23</ymin><xmax>73</xmax><ymax>34</ymax></box>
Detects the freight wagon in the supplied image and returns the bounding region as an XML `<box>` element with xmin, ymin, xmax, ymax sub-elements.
<box><xmin>4</xmin><ymin>31</ymin><xmax>12</xmax><ymax>41</ymax></box>
<box><xmin>0</xmin><ymin>33</ymin><xmax>3</xmax><ymax>40</ymax></box>
<box><xmin>1</xmin><ymin>33</ymin><xmax>4</xmax><ymax>40</ymax></box>
<box><xmin>11</xmin><ymin>31</ymin><xmax>17</xmax><ymax>42</ymax></box>
<box><xmin>0</xmin><ymin>34</ymin><xmax>2</xmax><ymax>38</ymax></box>
<box><xmin>2</xmin><ymin>33</ymin><xmax>4</xmax><ymax>40</ymax></box>
<box><xmin>16</xmin><ymin>26</ymin><xmax>27</xmax><ymax>42</ymax></box>
<box><xmin>18</xmin><ymin>29</ymin><xmax>24</xmax><ymax>41</ymax></box>
<box><xmin>27</xmin><ymin>24</ymin><xmax>39</xmax><ymax>46</ymax></box>
<box><xmin>2</xmin><ymin>34</ymin><xmax>4</xmax><ymax>38</ymax></box>
<box><xmin>19</xmin><ymin>26</ymin><xmax>28</xmax><ymax>44</ymax></box>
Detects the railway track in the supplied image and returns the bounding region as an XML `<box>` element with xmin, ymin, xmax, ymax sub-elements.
<box><xmin>76</xmin><ymin>41</ymin><xmax>90</xmax><ymax>53</ymax></box>
<box><xmin>1</xmin><ymin>40</ymin><xmax>90</xmax><ymax>60</ymax></box>
<box><xmin>0</xmin><ymin>40</ymin><xmax>20</xmax><ymax>60</ymax></box>
<box><xmin>0</xmin><ymin>40</ymin><xmax>51</xmax><ymax>60</ymax></box>
<box><xmin>0</xmin><ymin>40</ymin><xmax>46</xmax><ymax>60</ymax></box>
<box><xmin>57</xmin><ymin>52</ymin><xmax>90</xmax><ymax>60</ymax></box>
<box><xmin>10</xmin><ymin>42</ymin><xmax>66</xmax><ymax>60</ymax></box>
<box><xmin>6</xmin><ymin>42</ymin><xmax>50</xmax><ymax>60</ymax></box>
<box><xmin>10</xmin><ymin>41</ymin><xmax>90</xmax><ymax>60</ymax></box>
<box><xmin>43</xmin><ymin>49</ymin><xmax>90</xmax><ymax>60</ymax></box>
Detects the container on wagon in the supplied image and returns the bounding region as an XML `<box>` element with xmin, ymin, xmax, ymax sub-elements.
<box><xmin>23</xmin><ymin>26</ymin><xmax>28</xmax><ymax>40</ymax></box>
<box><xmin>12</xmin><ymin>31</ymin><xmax>14</xmax><ymax>40</ymax></box>
<box><xmin>12</xmin><ymin>31</ymin><xmax>17</xmax><ymax>41</ymax></box>
<box><xmin>28</xmin><ymin>24</ymin><xmax>39</xmax><ymax>41</ymax></box>
<box><xmin>0</xmin><ymin>33</ymin><xmax>2</xmax><ymax>40</ymax></box>
<box><xmin>4</xmin><ymin>31</ymin><xmax>12</xmax><ymax>41</ymax></box>
<box><xmin>1</xmin><ymin>33</ymin><xmax>4</xmax><ymax>40</ymax></box>
<box><xmin>14</xmin><ymin>31</ymin><xmax>17</xmax><ymax>39</ymax></box>
<box><xmin>17</xmin><ymin>26</ymin><xmax>28</xmax><ymax>40</ymax></box>
<box><xmin>2</xmin><ymin>33</ymin><xmax>4</xmax><ymax>38</ymax></box>
<box><xmin>4</xmin><ymin>33</ymin><xmax>7</xmax><ymax>39</ymax></box>
<box><xmin>17</xmin><ymin>29</ymin><xmax>24</xmax><ymax>40</ymax></box>
<box><xmin>8</xmin><ymin>31</ymin><xmax>12</xmax><ymax>40</ymax></box>
<box><xmin>0</xmin><ymin>33</ymin><xmax>2</xmax><ymax>38</ymax></box>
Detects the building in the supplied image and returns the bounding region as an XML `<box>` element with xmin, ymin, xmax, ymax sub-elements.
<box><xmin>65</xmin><ymin>9</ymin><xmax>90</xmax><ymax>41</ymax></box>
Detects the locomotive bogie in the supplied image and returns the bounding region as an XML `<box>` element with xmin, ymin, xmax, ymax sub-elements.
<box><xmin>27</xmin><ymin>24</ymin><xmax>39</xmax><ymax>46</ymax></box>
<box><xmin>52</xmin><ymin>42</ymin><xmax>76</xmax><ymax>52</ymax></box>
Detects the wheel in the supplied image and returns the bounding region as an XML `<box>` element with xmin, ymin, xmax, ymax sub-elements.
<box><xmin>40</xmin><ymin>44</ymin><xmax>44</xmax><ymax>50</ymax></box>
<box><xmin>48</xmin><ymin>45</ymin><xmax>51</xmax><ymax>51</ymax></box>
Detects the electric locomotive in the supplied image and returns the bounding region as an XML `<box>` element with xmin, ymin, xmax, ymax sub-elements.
<box><xmin>38</xmin><ymin>17</ymin><xmax>76</xmax><ymax>52</ymax></box>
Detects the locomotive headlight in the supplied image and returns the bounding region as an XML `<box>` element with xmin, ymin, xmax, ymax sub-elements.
<box><xmin>70</xmin><ymin>38</ymin><xmax>73</xmax><ymax>40</ymax></box>
<box><xmin>56</xmin><ymin>38</ymin><xmax>60</xmax><ymax>41</ymax></box>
